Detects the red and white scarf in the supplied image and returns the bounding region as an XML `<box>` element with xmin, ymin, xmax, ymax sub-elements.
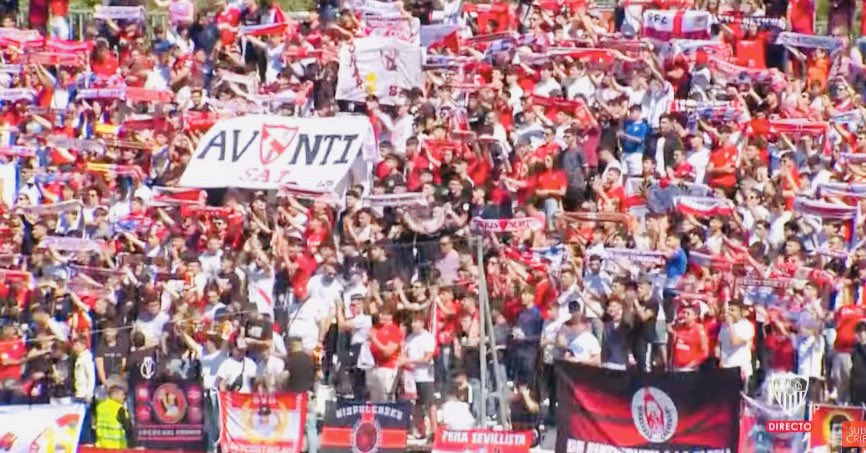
<box><xmin>470</xmin><ymin>217</ymin><xmax>542</xmax><ymax>233</ymax></box>
<box><xmin>151</xmin><ymin>187</ymin><xmax>207</xmax><ymax>207</ymax></box>
<box><xmin>673</xmin><ymin>196</ymin><xmax>734</xmax><ymax>217</ymax></box>
<box><xmin>363</xmin><ymin>193</ymin><xmax>428</xmax><ymax>208</ymax></box>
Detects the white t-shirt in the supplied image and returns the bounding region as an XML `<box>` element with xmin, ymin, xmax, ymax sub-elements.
<box><xmin>795</xmin><ymin>334</ymin><xmax>824</xmax><ymax>378</ymax></box>
<box><xmin>200</xmin><ymin>349</ymin><xmax>228</xmax><ymax>390</ymax></box>
<box><xmin>216</xmin><ymin>357</ymin><xmax>257</xmax><ymax>393</ymax></box>
<box><xmin>350</xmin><ymin>314</ymin><xmax>372</xmax><ymax>345</ymax></box>
<box><xmin>405</xmin><ymin>330</ymin><xmax>436</xmax><ymax>383</ymax></box>
<box><xmin>285</xmin><ymin>300</ymin><xmax>330</xmax><ymax>352</ymax></box>
<box><xmin>719</xmin><ymin>319</ymin><xmax>755</xmax><ymax>377</ymax></box>
<box><xmin>568</xmin><ymin>331</ymin><xmax>601</xmax><ymax>362</ymax></box>
<box><xmin>440</xmin><ymin>400</ymin><xmax>475</xmax><ymax>430</ymax></box>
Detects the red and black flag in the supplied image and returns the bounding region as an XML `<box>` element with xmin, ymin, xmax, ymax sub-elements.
<box><xmin>555</xmin><ymin>362</ymin><xmax>741</xmax><ymax>452</ymax></box>
<box><xmin>321</xmin><ymin>402</ymin><xmax>410</xmax><ymax>453</ymax></box>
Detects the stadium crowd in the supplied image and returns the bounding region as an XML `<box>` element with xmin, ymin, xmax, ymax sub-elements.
<box><xmin>1</xmin><ymin>0</ymin><xmax>866</xmax><ymax>449</ymax></box>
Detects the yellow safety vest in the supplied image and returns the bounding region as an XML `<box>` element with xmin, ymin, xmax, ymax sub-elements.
<box><xmin>94</xmin><ymin>398</ymin><xmax>128</xmax><ymax>449</ymax></box>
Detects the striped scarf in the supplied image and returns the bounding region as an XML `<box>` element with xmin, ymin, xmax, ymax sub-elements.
<box><xmin>470</xmin><ymin>217</ymin><xmax>543</xmax><ymax>233</ymax></box>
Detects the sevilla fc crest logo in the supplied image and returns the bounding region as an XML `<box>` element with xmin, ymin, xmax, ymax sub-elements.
<box><xmin>260</xmin><ymin>124</ymin><xmax>299</xmax><ymax>165</ymax></box>
<box><xmin>769</xmin><ymin>373</ymin><xmax>809</xmax><ymax>417</ymax></box>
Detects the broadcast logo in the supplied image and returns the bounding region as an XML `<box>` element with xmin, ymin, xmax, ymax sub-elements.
<box><xmin>766</xmin><ymin>373</ymin><xmax>810</xmax><ymax>434</ymax></box>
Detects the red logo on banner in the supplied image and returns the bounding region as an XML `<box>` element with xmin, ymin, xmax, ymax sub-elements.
<box><xmin>260</xmin><ymin>125</ymin><xmax>299</xmax><ymax>165</ymax></box>
<box><xmin>353</xmin><ymin>404</ymin><xmax>381</xmax><ymax>453</ymax></box>
<box><xmin>153</xmin><ymin>383</ymin><xmax>187</xmax><ymax>424</ymax></box>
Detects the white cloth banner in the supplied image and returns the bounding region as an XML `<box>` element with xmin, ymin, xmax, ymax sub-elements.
<box><xmin>0</xmin><ymin>162</ymin><xmax>16</xmax><ymax>209</ymax></box>
<box><xmin>179</xmin><ymin>115</ymin><xmax>376</xmax><ymax>191</ymax></box>
<box><xmin>641</xmin><ymin>10</ymin><xmax>711</xmax><ymax>40</ymax></box>
<box><xmin>0</xmin><ymin>404</ymin><xmax>86</xmax><ymax>453</ymax></box>
<box><xmin>218</xmin><ymin>392</ymin><xmax>306</xmax><ymax>453</ymax></box>
<box><xmin>336</xmin><ymin>37</ymin><xmax>424</xmax><ymax>106</ymax></box>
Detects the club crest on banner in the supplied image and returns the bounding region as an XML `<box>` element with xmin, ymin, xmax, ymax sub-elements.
<box><xmin>153</xmin><ymin>383</ymin><xmax>188</xmax><ymax>424</ymax></box>
<box><xmin>260</xmin><ymin>124</ymin><xmax>299</xmax><ymax>165</ymax></box>
<box><xmin>631</xmin><ymin>387</ymin><xmax>678</xmax><ymax>443</ymax></box>
<box><xmin>352</xmin><ymin>405</ymin><xmax>382</xmax><ymax>453</ymax></box>
<box><xmin>769</xmin><ymin>373</ymin><xmax>809</xmax><ymax>416</ymax></box>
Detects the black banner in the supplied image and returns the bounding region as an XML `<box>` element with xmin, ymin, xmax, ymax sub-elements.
<box><xmin>555</xmin><ymin>362</ymin><xmax>741</xmax><ymax>453</ymax></box>
<box><xmin>320</xmin><ymin>401</ymin><xmax>411</xmax><ymax>453</ymax></box>
<box><xmin>131</xmin><ymin>377</ymin><xmax>206</xmax><ymax>450</ymax></box>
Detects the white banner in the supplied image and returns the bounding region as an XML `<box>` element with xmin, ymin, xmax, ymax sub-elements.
<box><xmin>218</xmin><ymin>392</ymin><xmax>306</xmax><ymax>453</ymax></box>
<box><xmin>641</xmin><ymin>10</ymin><xmax>711</xmax><ymax>40</ymax></box>
<box><xmin>0</xmin><ymin>162</ymin><xmax>16</xmax><ymax>208</ymax></box>
<box><xmin>0</xmin><ymin>404</ymin><xmax>86</xmax><ymax>453</ymax></box>
<box><xmin>179</xmin><ymin>115</ymin><xmax>376</xmax><ymax>191</ymax></box>
<box><xmin>336</xmin><ymin>37</ymin><xmax>424</xmax><ymax>105</ymax></box>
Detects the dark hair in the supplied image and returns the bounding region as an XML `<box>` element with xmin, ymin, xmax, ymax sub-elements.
<box><xmin>132</xmin><ymin>331</ymin><xmax>147</xmax><ymax>348</ymax></box>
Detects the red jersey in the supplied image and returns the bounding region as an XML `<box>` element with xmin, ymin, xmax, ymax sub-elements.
<box><xmin>435</xmin><ymin>299</ymin><xmax>461</xmax><ymax>346</ymax></box>
<box><xmin>764</xmin><ymin>332</ymin><xmax>795</xmax><ymax>372</ymax></box>
<box><xmin>709</xmin><ymin>146</ymin><xmax>737</xmax><ymax>189</ymax></box>
<box><xmin>370</xmin><ymin>322</ymin><xmax>403</xmax><ymax>369</ymax></box>
<box><xmin>835</xmin><ymin>305</ymin><xmax>865</xmax><ymax>354</ymax></box>
<box><xmin>671</xmin><ymin>323</ymin><xmax>707</xmax><ymax>369</ymax></box>
<box><xmin>535</xmin><ymin>169</ymin><xmax>567</xmax><ymax>195</ymax></box>
<box><xmin>0</xmin><ymin>337</ymin><xmax>26</xmax><ymax>381</ymax></box>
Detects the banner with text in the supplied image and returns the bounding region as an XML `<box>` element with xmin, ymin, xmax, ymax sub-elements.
<box><xmin>321</xmin><ymin>401</ymin><xmax>410</xmax><ymax>453</ymax></box>
<box><xmin>132</xmin><ymin>377</ymin><xmax>205</xmax><ymax>450</ymax></box>
<box><xmin>555</xmin><ymin>362</ymin><xmax>741</xmax><ymax>453</ymax></box>
<box><xmin>218</xmin><ymin>391</ymin><xmax>307</xmax><ymax>453</ymax></box>
<box><xmin>809</xmin><ymin>404</ymin><xmax>864</xmax><ymax>452</ymax></box>
<box><xmin>179</xmin><ymin>115</ymin><xmax>376</xmax><ymax>191</ymax></box>
<box><xmin>336</xmin><ymin>37</ymin><xmax>424</xmax><ymax>105</ymax></box>
<box><xmin>0</xmin><ymin>403</ymin><xmax>86</xmax><ymax>453</ymax></box>
<box><xmin>432</xmin><ymin>429</ymin><xmax>533</xmax><ymax>453</ymax></box>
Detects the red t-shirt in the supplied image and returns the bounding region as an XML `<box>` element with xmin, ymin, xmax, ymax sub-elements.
<box><xmin>789</xmin><ymin>0</ymin><xmax>815</xmax><ymax>34</ymax></box>
<box><xmin>0</xmin><ymin>337</ymin><xmax>26</xmax><ymax>381</ymax></box>
<box><xmin>435</xmin><ymin>299</ymin><xmax>460</xmax><ymax>346</ymax></box>
<box><xmin>671</xmin><ymin>323</ymin><xmax>707</xmax><ymax>368</ymax></box>
<box><xmin>533</xmin><ymin>279</ymin><xmax>558</xmax><ymax>320</ymax></box>
<box><xmin>736</xmin><ymin>39</ymin><xmax>766</xmax><ymax>69</ymax></box>
<box><xmin>764</xmin><ymin>332</ymin><xmax>795</xmax><ymax>372</ymax></box>
<box><xmin>91</xmin><ymin>54</ymin><xmax>119</xmax><ymax>77</ymax></box>
<box><xmin>709</xmin><ymin>146</ymin><xmax>737</xmax><ymax>189</ymax></box>
<box><xmin>535</xmin><ymin>169</ymin><xmax>567</xmax><ymax>195</ymax></box>
<box><xmin>370</xmin><ymin>322</ymin><xmax>403</xmax><ymax>369</ymax></box>
<box><xmin>290</xmin><ymin>252</ymin><xmax>318</xmax><ymax>298</ymax></box>
<box><xmin>835</xmin><ymin>305</ymin><xmax>865</xmax><ymax>354</ymax></box>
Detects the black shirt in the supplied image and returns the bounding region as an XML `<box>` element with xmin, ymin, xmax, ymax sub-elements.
<box><xmin>127</xmin><ymin>347</ymin><xmax>160</xmax><ymax>382</ymax></box>
<box><xmin>245</xmin><ymin>319</ymin><xmax>273</xmax><ymax>344</ymax></box>
<box><xmin>96</xmin><ymin>339</ymin><xmax>128</xmax><ymax>378</ymax></box>
<box><xmin>285</xmin><ymin>351</ymin><xmax>315</xmax><ymax>393</ymax></box>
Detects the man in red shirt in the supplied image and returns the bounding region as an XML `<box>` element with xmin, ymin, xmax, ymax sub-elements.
<box><xmin>670</xmin><ymin>306</ymin><xmax>708</xmax><ymax>371</ymax></box>
<box><xmin>369</xmin><ymin>306</ymin><xmax>403</xmax><ymax>402</ymax></box>
<box><xmin>0</xmin><ymin>325</ymin><xmax>26</xmax><ymax>404</ymax></box>
<box><xmin>833</xmin><ymin>301</ymin><xmax>865</xmax><ymax>403</ymax></box>
<box><xmin>535</xmin><ymin>154</ymin><xmax>567</xmax><ymax>227</ymax></box>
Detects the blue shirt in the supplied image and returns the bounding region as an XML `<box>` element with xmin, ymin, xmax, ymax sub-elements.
<box><xmin>622</xmin><ymin>119</ymin><xmax>648</xmax><ymax>154</ymax></box>
<box><xmin>514</xmin><ymin>306</ymin><xmax>543</xmax><ymax>346</ymax></box>
<box><xmin>665</xmin><ymin>248</ymin><xmax>688</xmax><ymax>288</ymax></box>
